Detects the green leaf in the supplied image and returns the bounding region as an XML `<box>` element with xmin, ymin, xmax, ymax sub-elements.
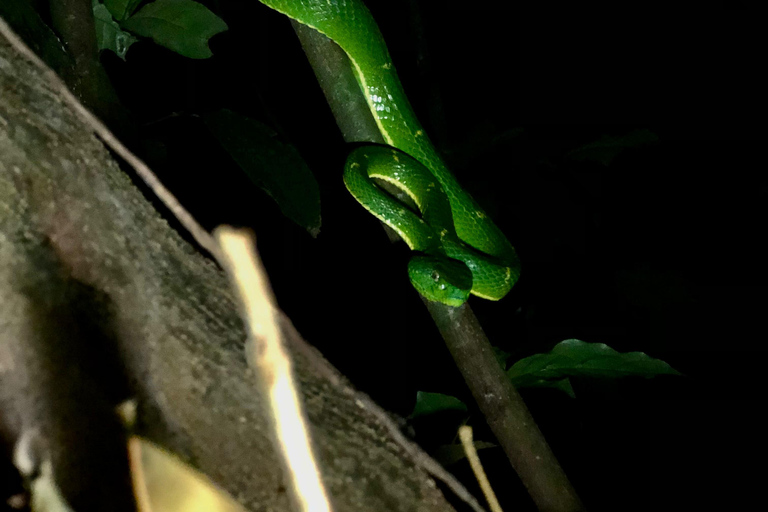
<box><xmin>493</xmin><ymin>346</ymin><xmax>512</xmax><ymax>370</ymax></box>
<box><xmin>120</xmin><ymin>0</ymin><xmax>227</xmax><ymax>59</ymax></box>
<box><xmin>507</xmin><ymin>339</ymin><xmax>682</xmax><ymax>396</ymax></box>
<box><xmin>205</xmin><ymin>110</ymin><xmax>321</xmax><ymax>236</ymax></box>
<box><xmin>409</xmin><ymin>392</ymin><xmax>468</xmax><ymax>419</ymax></box>
<box><xmin>567</xmin><ymin>128</ymin><xmax>658</xmax><ymax>166</ymax></box>
<box><xmin>511</xmin><ymin>375</ymin><xmax>577</xmax><ymax>398</ymax></box>
<box><xmin>93</xmin><ymin>3</ymin><xmax>138</xmax><ymax>60</ymax></box>
<box><xmin>432</xmin><ymin>441</ymin><xmax>497</xmax><ymax>466</ymax></box>
<box><xmin>103</xmin><ymin>0</ymin><xmax>144</xmax><ymax>21</ymax></box>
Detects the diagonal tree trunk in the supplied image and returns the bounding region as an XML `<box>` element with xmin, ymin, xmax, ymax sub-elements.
<box><xmin>0</xmin><ymin>19</ymin><xmax>481</xmax><ymax>512</ymax></box>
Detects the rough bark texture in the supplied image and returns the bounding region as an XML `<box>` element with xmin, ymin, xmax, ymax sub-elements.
<box><xmin>0</xmin><ymin>25</ymin><xmax>462</xmax><ymax>512</ymax></box>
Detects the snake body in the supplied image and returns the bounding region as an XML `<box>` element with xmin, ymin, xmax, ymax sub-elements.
<box><xmin>258</xmin><ymin>0</ymin><xmax>520</xmax><ymax>305</ymax></box>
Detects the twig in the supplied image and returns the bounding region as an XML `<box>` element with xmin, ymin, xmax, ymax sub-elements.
<box><xmin>459</xmin><ymin>426</ymin><xmax>503</xmax><ymax>512</ymax></box>
<box><xmin>425</xmin><ymin>301</ymin><xmax>584</xmax><ymax>512</ymax></box>
<box><xmin>214</xmin><ymin>227</ymin><xmax>333</xmax><ymax>512</ymax></box>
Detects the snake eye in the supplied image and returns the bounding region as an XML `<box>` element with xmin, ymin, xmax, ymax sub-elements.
<box><xmin>431</xmin><ymin>271</ymin><xmax>440</xmax><ymax>282</ymax></box>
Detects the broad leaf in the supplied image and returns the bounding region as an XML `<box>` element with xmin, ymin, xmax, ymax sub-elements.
<box><xmin>432</xmin><ymin>441</ymin><xmax>497</xmax><ymax>467</ymax></box>
<box><xmin>567</xmin><ymin>128</ymin><xmax>658</xmax><ymax>166</ymax></box>
<box><xmin>121</xmin><ymin>0</ymin><xmax>227</xmax><ymax>59</ymax></box>
<box><xmin>493</xmin><ymin>346</ymin><xmax>512</xmax><ymax>369</ymax></box>
<box><xmin>409</xmin><ymin>391</ymin><xmax>467</xmax><ymax>419</ymax></box>
<box><xmin>507</xmin><ymin>339</ymin><xmax>681</xmax><ymax>396</ymax></box>
<box><xmin>205</xmin><ymin>109</ymin><xmax>321</xmax><ymax>236</ymax></box>
<box><xmin>137</xmin><ymin>437</ymin><xmax>247</xmax><ymax>512</ymax></box>
<box><xmin>103</xmin><ymin>0</ymin><xmax>144</xmax><ymax>21</ymax></box>
<box><xmin>510</xmin><ymin>375</ymin><xmax>576</xmax><ymax>398</ymax></box>
<box><xmin>93</xmin><ymin>3</ymin><xmax>138</xmax><ymax>60</ymax></box>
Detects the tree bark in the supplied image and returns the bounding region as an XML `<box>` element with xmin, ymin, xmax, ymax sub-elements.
<box><xmin>0</xmin><ymin>19</ymin><xmax>479</xmax><ymax>512</ymax></box>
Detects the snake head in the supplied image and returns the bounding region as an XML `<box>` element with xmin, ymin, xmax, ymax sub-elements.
<box><xmin>408</xmin><ymin>256</ymin><xmax>473</xmax><ymax>307</ymax></box>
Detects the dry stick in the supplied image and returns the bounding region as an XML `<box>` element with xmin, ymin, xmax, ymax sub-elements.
<box><xmin>215</xmin><ymin>228</ymin><xmax>333</xmax><ymax>512</ymax></box>
<box><xmin>292</xmin><ymin>20</ymin><xmax>586</xmax><ymax>512</ymax></box>
<box><xmin>127</xmin><ymin>437</ymin><xmax>153</xmax><ymax>512</ymax></box>
<box><xmin>459</xmin><ymin>426</ymin><xmax>503</xmax><ymax>512</ymax></box>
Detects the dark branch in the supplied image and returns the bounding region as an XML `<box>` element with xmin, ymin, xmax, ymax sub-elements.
<box><xmin>291</xmin><ymin>16</ymin><xmax>586</xmax><ymax>512</ymax></box>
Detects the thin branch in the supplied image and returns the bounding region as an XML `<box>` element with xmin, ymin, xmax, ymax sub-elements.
<box><xmin>459</xmin><ymin>426</ymin><xmax>503</xmax><ymax>512</ymax></box>
<box><xmin>290</xmin><ymin>20</ymin><xmax>382</xmax><ymax>145</ymax></box>
<box><xmin>293</xmin><ymin>21</ymin><xmax>492</xmax><ymax>512</ymax></box>
<box><xmin>425</xmin><ymin>301</ymin><xmax>584</xmax><ymax>512</ymax></box>
<box><xmin>48</xmin><ymin>0</ymin><xmax>134</xmax><ymax>139</ymax></box>
<box><xmin>291</xmin><ymin>16</ymin><xmax>586</xmax><ymax>512</ymax></box>
<box><xmin>215</xmin><ymin>228</ymin><xmax>333</xmax><ymax>512</ymax></box>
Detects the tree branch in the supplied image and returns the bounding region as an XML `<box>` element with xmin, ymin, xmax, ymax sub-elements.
<box><xmin>48</xmin><ymin>0</ymin><xmax>133</xmax><ymax>140</ymax></box>
<box><xmin>425</xmin><ymin>301</ymin><xmax>585</xmax><ymax>512</ymax></box>
<box><xmin>0</xmin><ymin>16</ymin><xmax>467</xmax><ymax>512</ymax></box>
<box><xmin>291</xmin><ymin>18</ymin><xmax>586</xmax><ymax>512</ymax></box>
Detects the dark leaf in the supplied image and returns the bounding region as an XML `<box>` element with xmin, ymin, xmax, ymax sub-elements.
<box><xmin>567</xmin><ymin>128</ymin><xmax>658</xmax><ymax>166</ymax></box>
<box><xmin>205</xmin><ymin>109</ymin><xmax>321</xmax><ymax>236</ymax></box>
<box><xmin>121</xmin><ymin>0</ymin><xmax>227</xmax><ymax>59</ymax></box>
<box><xmin>507</xmin><ymin>339</ymin><xmax>681</xmax><ymax>396</ymax></box>
<box><xmin>409</xmin><ymin>391</ymin><xmax>468</xmax><ymax>419</ymax></box>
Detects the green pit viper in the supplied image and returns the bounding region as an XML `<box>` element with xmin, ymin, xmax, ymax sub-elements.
<box><xmin>258</xmin><ymin>0</ymin><xmax>520</xmax><ymax>306</ymax></box>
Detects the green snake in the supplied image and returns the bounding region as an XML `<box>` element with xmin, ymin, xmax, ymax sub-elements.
<box><xmin>258</xmin><ymin>0</ymin><xmax>520</xmax><ymax>306</ymax></box>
